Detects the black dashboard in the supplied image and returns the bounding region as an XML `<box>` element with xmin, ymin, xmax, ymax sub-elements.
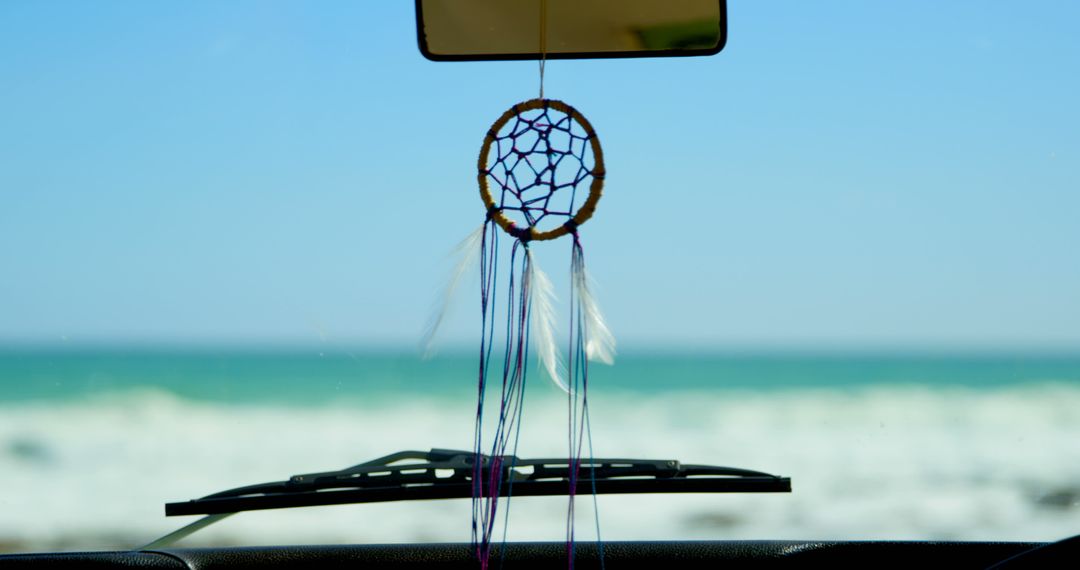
<box><xmin>0</xmin><ymin>540</ymin><xmax>1059</xmax><ymax>569</ymax></box>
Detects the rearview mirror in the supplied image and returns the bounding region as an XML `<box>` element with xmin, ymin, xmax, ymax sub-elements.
<box><xmin>416</xmin><ymin>0</ymin><xmax>727</xmax><ymax>61</ymax></box>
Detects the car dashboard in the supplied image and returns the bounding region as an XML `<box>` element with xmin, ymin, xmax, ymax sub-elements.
<box><xmin>0</xmin><ymin>540</ymin><xmax>1054</xmax><ymax>569</ymax></box>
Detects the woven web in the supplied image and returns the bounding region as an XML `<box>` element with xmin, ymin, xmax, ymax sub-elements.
<box><xmin>484</xmin><ymin>105</ymin><xmax>597</xmax><ymax>234</ymax></box>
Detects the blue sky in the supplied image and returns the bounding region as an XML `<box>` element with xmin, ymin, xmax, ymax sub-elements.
<box><xmin>1</xmin><ymin>1</ymin><xmax>1078</xmax><ymax>350</ymax></box>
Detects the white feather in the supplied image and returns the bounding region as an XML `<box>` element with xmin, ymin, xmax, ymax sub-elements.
<box><xmin>421</xmin><ymin>224</ymin><xmax>485</xmax><ymax>358</ymax></box>
<box><xmin>526</xmin><ymin>249</ymin><xmax>567</xmax><ymax>392</ymax></box>
<box><xmin>573</xmin><ymin>252</ymin><xmax>616</xmax><ymax>365</ymax></box>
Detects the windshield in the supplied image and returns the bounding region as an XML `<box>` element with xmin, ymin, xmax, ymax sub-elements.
<box><xmin>1</xmin><ymin>1</ymin><xmax>1078</xmax><ymax>553</ymax></box>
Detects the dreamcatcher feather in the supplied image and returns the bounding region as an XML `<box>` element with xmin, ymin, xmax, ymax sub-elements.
<box><xmin>429</xmin><ymin>98</ymin><xmax>614</xmax><ymax>569</ymax></box>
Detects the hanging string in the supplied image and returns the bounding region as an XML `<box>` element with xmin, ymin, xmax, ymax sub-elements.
<box><xmin>473</xmin><ymin>228</ymin><xmax>532</xmax><ymax>570</ymax></box>
<box><xmin>564</xmin><ymin>233</ymin><xmax>606</xmax><ymax>570</ymax></box>
<box><xmin>539</xmin><ymin>0</ymin><xmax>548</xmax><ymax>99</ymax></box>
<box><xmin>566</xmin><ymin>236</ymin><xmax>581</xmax><ymax>569</ymax></box>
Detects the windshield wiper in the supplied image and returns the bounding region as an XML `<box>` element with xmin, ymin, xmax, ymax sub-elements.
<box><xmin>165</xmin><ymin>448</ymin><xmax>790</xmax><ymax>517</ymax></box>
<box><xmin>143</xmin><ymin>449</ymin><xmax>789</xmax><ymax>549</ymax></box>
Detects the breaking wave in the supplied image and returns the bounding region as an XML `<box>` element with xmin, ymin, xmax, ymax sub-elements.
<box><xmin>2</xmin><ymin>383</ymin><xmax>1079</xmax><ymax>551</ymax></box>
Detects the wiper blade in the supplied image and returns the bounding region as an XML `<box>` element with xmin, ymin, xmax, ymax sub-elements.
<box><xmin>165</xmin><ymin>448</ymin><xmax>791</xmax><ymax>517</ymax></box>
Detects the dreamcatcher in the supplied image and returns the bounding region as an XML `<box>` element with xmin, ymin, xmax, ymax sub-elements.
<box><xmin>467</xmin><ymin>98</ymin><xmax>614</xmax><ymax>569</ymax></box>
<box><xmin>426</xmin><ymin>96</ymin><xmax>614</xmax><ymax>570</ymax></box>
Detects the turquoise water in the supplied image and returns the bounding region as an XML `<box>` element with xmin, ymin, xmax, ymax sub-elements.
<box><xmin>1</xmin><ymin>348</ymin><xmax>1078</xmax><ymax>404</ymax></box>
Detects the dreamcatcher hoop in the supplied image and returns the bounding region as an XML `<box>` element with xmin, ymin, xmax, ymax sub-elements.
<box><xmin>477</xmin><ymin>98</ymin><xmax>606</xmax><ymax>242</ymax></box>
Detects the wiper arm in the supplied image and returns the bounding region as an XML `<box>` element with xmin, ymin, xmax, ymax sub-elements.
<box><xmin>165</xmin><ymin>448</ymin><xmax>790</xmax><ymax>517</ymax></box>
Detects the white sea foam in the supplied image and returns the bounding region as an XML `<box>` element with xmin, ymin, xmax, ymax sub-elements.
<box><xmin>2</xmin><ymin>384</ymin><xmax>1080</xmax><ymax>551</ymax></box>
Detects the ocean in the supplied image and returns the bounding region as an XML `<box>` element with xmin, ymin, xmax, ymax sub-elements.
<box><xmin>1</xmin><ymin>348</ymin><xmax>1079</xmax><ymax>552</ymax></box>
